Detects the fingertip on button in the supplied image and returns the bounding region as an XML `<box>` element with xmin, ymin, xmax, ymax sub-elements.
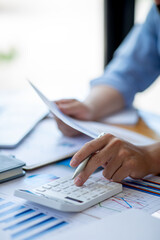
<box><xmin>74</xmin><ymin>177</ymin><xmax>83</xmax><ymax>186</ymax></box>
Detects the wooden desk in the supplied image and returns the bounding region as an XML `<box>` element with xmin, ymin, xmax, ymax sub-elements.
<box><xmin>113</xmin><ymin>117</ymin><xmax>160</xmax><ymax>141</ymax></box>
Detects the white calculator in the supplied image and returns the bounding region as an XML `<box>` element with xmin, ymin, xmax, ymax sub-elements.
<box><xmin>14</xmin><ymin>175</ymin><xmax>122</xmax><ymax>212</ymax></box>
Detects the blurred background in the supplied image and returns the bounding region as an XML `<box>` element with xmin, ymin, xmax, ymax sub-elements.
<box><xmin>0</xmin><ymin>0</ymin><xmax>159</xmax><ymax>113</ymax></box>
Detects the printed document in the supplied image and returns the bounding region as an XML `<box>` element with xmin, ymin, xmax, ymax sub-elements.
<box><xmin>29</xmin><ymin>81</ymin><xmax>155</xmax><ymax>146</ymax></box>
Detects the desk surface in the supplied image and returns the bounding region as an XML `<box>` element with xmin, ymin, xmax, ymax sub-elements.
<box><xmin>115</xmin><ymin>117</ymin><xmax>160</xmax><ymax>141</ymax></box>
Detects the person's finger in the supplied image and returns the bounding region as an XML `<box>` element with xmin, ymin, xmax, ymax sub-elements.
<box><xmin>109</xmin><ymin>160</ymin><xmax>131</xmax><ymax>182</ymax></box>
<box><xmin>55</xmin><ymin>99</ymin><xmax>76</xmax><ymax>105</ymax></box>
<box><xmin>102</xmin><ymin>145</ymin><xmax>128</xmax><ymax>180</ymax></box>
<box><xmin>58</xmin><ymin>101</ymin><xmax>82</xmax><ymax>116</ymax></box>
<box><xmin>55</xmin><ymin>118</ymin><xmax>65</xmax><ymax>128</ymax></box>
<box><xmin>55</xmin><ymin>99</ymin><xmax>79</xmax><ymax>115</ymax></box>
<box><xmin>73</xmin><ymin>151</ymin><xmax>108</xmax><ymax>186</ymax></box>
<box><xmin>102</xmin><ymin>157</ymin><xmax>122</xmax><ymax>181</ymax></box>
<box><xmin>55</xmin><ymin>99</ymin><xmax>91</xmax><ymax>121</ymax></box>
<box><xmin>54</xmin><ymin>116</ymin><xmax>60</xmax><ymax>122</ymax></box>
<box><xmin>55</xmin><ymin>117</ymin><xmax>80</xmax><ymax>136</ymax></box>
<box><xmin>70</xmin><ymin>133</ymin><xmax>114</xmax><ymax>167</ymax></box>
<box><xmin>73</xmin><ymin>139</ymin><xmax>120</xmax><ymax>186</ymax></box>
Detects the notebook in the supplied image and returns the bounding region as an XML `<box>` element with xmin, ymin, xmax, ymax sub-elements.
<box><xmin>0</xmin><ymin>154</ymin><xmax>25</xmax><ymax>183</ymax></box>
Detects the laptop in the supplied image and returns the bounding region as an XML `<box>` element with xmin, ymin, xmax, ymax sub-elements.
<box><xmin>0</xmin><ymin>102</ymin><xmax>48</xmax><ymax>148</ymax></box>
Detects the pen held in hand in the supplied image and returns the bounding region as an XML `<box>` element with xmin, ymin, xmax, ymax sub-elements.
<box><xmin>72</xmin><ymin>132</ymin><xmax>106</xmax><ymax>179</ymax></box>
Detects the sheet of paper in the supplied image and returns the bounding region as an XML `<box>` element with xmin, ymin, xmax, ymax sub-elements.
<box><xmin>29</xmin><ymin>81</ymin><xmax>97</xmax><ymax>138</ymax></box>
<box><xmin>0</xmin><ymin>230</ymin><xmax>10</xmax><ymax>240</ymax></box>
<box><xmin>55</xmin><ymin>209</ymin><xmax>160</xmax><ymax>240</ymax></box>
<box><xmin>0</xmin><ymin>193</ymin><xmax>94</xmax><ymax>240</ymax></box>
<box><xmin>2</xmin><ymin>118</ymin><xmax>91</xmax><ymax>170</ymax></box>
<box><xmin>1</xmin><ymin>166</ymin><xmax>160</xmax><ymax>240</ymax></box>
<box><xmin>152</xmin><ymin>209</ymin><xmax>160</xmax><ymax>219</ymax></box>
<box><xmin>29</xmin><ymin>81</ymin><xmax>155</xmax><ymax>145</ymax></box>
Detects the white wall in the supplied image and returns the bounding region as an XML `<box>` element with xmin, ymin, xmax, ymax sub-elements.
<box><xmin>0</xmin><ymin>0</ymin><xmax>159</xmax><ymax>114</ymax></box>
<box><xmin>0</xmin><ymin>0</ymin><xmax>103</xmax><ymax>100</ymax></box>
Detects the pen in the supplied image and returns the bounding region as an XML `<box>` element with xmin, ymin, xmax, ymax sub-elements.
<box><xmin>72</xmin><ymin>132</ymin><xmax>106</xmax><ymax>179</ymax></box>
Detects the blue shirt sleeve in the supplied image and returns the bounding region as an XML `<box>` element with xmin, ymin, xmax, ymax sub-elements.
<box><xmin>90</xmin><ymin>4</ymin><xmax>160</xmax><ymax>107</ymax></box>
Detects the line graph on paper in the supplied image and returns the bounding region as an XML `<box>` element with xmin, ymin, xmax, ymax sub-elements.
<box><xmin>99</xmin><ymin>192</ymin><xmax>147</xmax><ymax>212</ymax></box>
<box><xmin>83</xmin><ymin>188</ymin><xmax>160</xmax><ymax>219</ymax></box>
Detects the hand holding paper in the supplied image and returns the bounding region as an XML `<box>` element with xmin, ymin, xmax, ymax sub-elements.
<box><xmin>28</xmin><ymin>80</ymin><xmax>154</xmax><ymax>144</ymax></box>
<box><xmin>29</xmin><ymin>81</ymin><xmax>159</xmax><ymax>186</ymax></box>
<box><xmin>55</xmin><ymin>98</ymin><xmax>94</xmax><ymax>137</ymax></box>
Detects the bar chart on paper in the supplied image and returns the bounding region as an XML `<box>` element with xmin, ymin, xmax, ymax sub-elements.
<box><xmin>0</xmin><ymin>197</ymin><xmax>69</xmax><ymax>240</ymax></box>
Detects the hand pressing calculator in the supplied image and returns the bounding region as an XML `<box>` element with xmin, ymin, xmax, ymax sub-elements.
<box><xmin>14</xmin><ymin>175</ymin><xmax>122</xmax><ymax>212</ymax></box>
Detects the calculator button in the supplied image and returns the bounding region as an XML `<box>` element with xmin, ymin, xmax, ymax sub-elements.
<box><xmin>84</xmin><ymin>180</ymin><xmax>93</xmax><ymax>186</ymax></box>
<box><xmin>51</xmin><ymin>187</ymin><xmax>61</xmax><ymax>192</ymax></box>
<box><xmin>57</xmin><ymin>179</ymin><xmax>67</xmax><ymax>184</ymax></box>
<box><xmin>35</xmin><ymin>188</ymin><xmax>46</xmax><ymax>192</ymax></box>
<box><xmin>98</xmin><ymin>179</ymin><xmax>110</xmax><ymax>185</ymax></box>
<box><xmin>42</xmin><ymin>185</ymin><xmax>52</xmax><ymax>190</ymax></box>
<box><xmin>90</xmin><ymin>177</ymin><xmax>100</xmax><ymax>182</ymax></box>
<box><xmin>61</xmin><ymin>182</ymin><xmax>71</xmax><ymax>188</ymax></box>
<box><xmin>109</xmin><ymin>182</ymin><xmax>119</xmax><ymax>187</ymax></box>
<box><xmin>48</xmin><ymin>182</ymin><xmax>60</xmax><ymax>187</ymax></box>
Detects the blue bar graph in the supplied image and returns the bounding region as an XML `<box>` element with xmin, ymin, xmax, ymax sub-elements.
<box><xmin>4</xmin><ymin>213</ymin><xmax>46</xmax><ymax>230</ymax></box>
<box><xmin>0</xmin><ymin>205</ymin><xmax>25</xmax><ymax>219</ymax></box>
<box><xmin>23</xmin><ymin>221</ymin><xmax>68</xmax><ymax>240</ymax></box>
<box><xmin>0</xmin><ymin>201</ymin><xmax>14</xmax><ymax>210</ymax></box>
<box><xmin>11</xmin><ymin>217</ymin><xmax>57</xmax><ymax>238</ymax></box>
<box><xmin>0</xmin><ymin>197</ymin><xmax>69</xmax><ymax>240</ymax></box>
<box><xmin>1</xmin><ymin>208</ymin><xmax>35</xmax><ymax>223</ymax></box>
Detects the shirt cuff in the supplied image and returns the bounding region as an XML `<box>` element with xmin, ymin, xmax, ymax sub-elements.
<box><xmin>90</xmin><ymin>76</ymin><xmax>135</xmax><ymax>107</ymax></box>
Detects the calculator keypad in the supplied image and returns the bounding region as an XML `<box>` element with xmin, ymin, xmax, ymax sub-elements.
<box><xmin>34</xmin><ymin>175</ymin><xmax>118</xmax><ymax>203</ymax></box>
<box><xmin>15</xmin><ymin>173</ymin><xmax>122</xmax><ymax>212</ymax></box>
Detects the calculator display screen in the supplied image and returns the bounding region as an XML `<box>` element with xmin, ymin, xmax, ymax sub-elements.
<box><xmin>65</xmin><ymin>196</ymin><xmax>83</xmax><ymax>203</ymax></box>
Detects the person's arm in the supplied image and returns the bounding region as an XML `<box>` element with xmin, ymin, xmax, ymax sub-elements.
<box><xmin>70</xmin><ymin>135</ymin><xmax>160</xmax><ymax>186</ymax></box>
<box><xmin>83</xmin><ymin>85</ymin><xmax>124</xmax><ymax>120</ymax></box>
<box><xmin>55</xmin><ymin>5</ymin><xmax>160</xmax><ymax>136</ymax></box>
<box><xmin>90</xmin><ymin>4</ymin><xmax>160</xmax><ymax>107</ymax></box>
